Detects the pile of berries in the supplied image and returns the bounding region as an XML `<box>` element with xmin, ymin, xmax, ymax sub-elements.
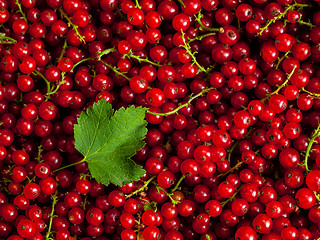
<box><xmin>0</xmin><ymin>0</ymin><xmax>320</xmax><ymax>239</ymax></box>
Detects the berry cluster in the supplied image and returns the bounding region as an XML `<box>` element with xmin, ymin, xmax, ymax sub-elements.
<box><xmin>0</xmin><ymin>0</ymin><xmax>320</xmax><ymax>240</ymax></box>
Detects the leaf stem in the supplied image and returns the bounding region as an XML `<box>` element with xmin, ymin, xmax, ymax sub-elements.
<box><xmin>125</xmin><ymin>175</ymin><xmax>157</xmax><ymax>199</ymax></box>
<box><xmin>53</xmin><ymin>158</ymin><xmax>87</xmax><ymax>172</ymax></box>
<box><xmin>300</xmin><ymin>124</ymin><xmax>320</xmax><ymax>173</ymax></box>
<box><xmin>45</xmin><ymin>192</ymin><xmax>58</xmax><ymax>240</ymax></box>
<box><xmin>147</xmin><ymin>87</ymin><xmax>215</xmax><ymax>116</ymax></box>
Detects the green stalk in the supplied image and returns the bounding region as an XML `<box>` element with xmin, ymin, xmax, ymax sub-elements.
<box><xmin>218</xmin><ymin>161</ymin><xmax>243</xmax><ymax>178</ymax></box>
<box><xmin>46</xmin><ymin>79</ymin><xmax>66</xmax><ymax>97</ymax></box>
<box><xmin>100</xmin><ymin>60</ymin><xmax>131</xmax><ymax>81</ymax></box>
<box><xmin>188</xmin><ymin>32</ymin><xmax>217</xmax><ymax>43</ymax></box>
<box><xmin>59</xmin><ymin>7</ymin><xmax>86</xmax><ymax>43</ymax></box>
<box><xmin>53</xmin><ymin>158</ymin><xmax>87</xmax><ymax>172</ymax></box>
<box><xmin>301</xmin><ymin>124</ymin><xmax>320</xmax><ymax>173</ymax></box>
<box><xmin>155</xmin><ymin>185</ymin><xmax>180</xmax><ymax>206</ymax></box>
<box><xmin>195</xmin><ymin>11</ymin><xmax>221</xmax><ymax>32</ymax></box>
<box><xmin>35</xmin><ymin>145</ymin><xmax>43</xmax><ymax>162</ymax></box>
<box><xmin>126</xmin><ymin>50</ymin><xmax>162</xmax><ymax>67</ymax></box>
<box><xmin>57</xmin><ymin>38</ymin><xmax>68</xmax><ymax>62</ymax></box>
<box><xmin>125</xmin><ymin>175</ymin><xmax>157</xmax><ymax>199</ymax></box>
<box><xmin>177</xmin><ymin>0</ymin><xmax>186</xmax><ymax>8</ymax></box>
<box><xmin>70</xmin><ymin>57</ymin><xmax>95</xmax><ymax>72</ymax></box>
<box><xmin>33</xmin><ymin>70</ymin><xmax>51</xmax><ymax>95</ymax></box>
<box><xmin>227</xmin><ymin>141</ymin><xmax>240</xmax><ymax>162</ymax></box>
<box><xmin>70</xmin><ymin>48</ymin><xmax>116</xmax><ymax>73</ymax></box>
<box><xmin>301</xmin><ymin>88</ymin><xmax>320</xmax><ymax>98</ymax></box>
<box><xmin>180</xmin><ymin>30</ymin><xmax>207</xmax><ymax>73</ymax></box>
<box><xmin>275</xmin><ymin>50</ymin><xmax>291</xmax><ymax>69</ymax></box>
<box><xmin>15</xmin><ymin>0</ymin><xmax>27</xmax><ymax>22</ymax></box>
<box><xmin>258</xmin><ymin>3</ymin><xmax>311</xmax><ymax>35</ymax></box>
<box><xmin>298</xmin><ymin>20</ymin><xmax>316</xmax><ymax>28</ymax></box>
<box><xmin>221</xmin><ymin>186</ymin><xmax>242</xmax><ymax>207</ymax></box>
<box><xmin>261</xmin><ymin>65</ymin><xmax>296</xmax><ymax>103</ymax></box>
<box><xmin>171</xmin><ymin>175</ymin><xmax>185</xmax><ymax>193</ymax></box>
<box><xmin>45</xmin><ymin>192</ymin><xmax>58</xmax><ymax>240</ymax></box>
<box><xmin>147</xmin><ymin>87</ymin><xmax>215</xmax><ymax>116</ymax></box>
<box><xmin>135</xmin><ymin>0</ymin><xmax>141</xmax><ymax>9</ymax></box>
<box><xmin>314</xmin><ymin>191</ymin><xmax>320</xmax><ymax>203</ymax></box>
<box><xmin>97</xmin><ymin>47</ymin><xmax>116</xmax><ymax>59</ymax></box>
<box><xmin>0</xmin><ymin>35</ymin><xmax>17</xmax><ymax>44</ymax></box>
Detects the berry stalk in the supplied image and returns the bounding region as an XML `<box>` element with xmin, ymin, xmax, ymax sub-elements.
<box><xmin>15</xmin><ymin>0</ymin><xmax>27</xmax><ymax>22</ymax></box>
<box><xmin>33</xmin><ymin>70</ymin><xmax>52</xmax><ymax>96</ymax></box>
<box><xmin>275</xmin><ymin>50</ymin><xmax>291</xmax><ymax>69</ymax></box>
<box><xmin>155</xmin><ymin>185</ymin><xmax>180</xmax><ymax>206</ymax></box>
<box><xmin>301</xmin><ymin>88</ymin><xmax>320</xmax><ymax>98</ymax></box>
<box><xmin>45</xmin><ymin>192</ymin><xmax>58</xmax><ymax>240</ymax></box>
<box><xmin>218</xmin><ymin>161</ymin><xmax>243</xmax><ymax>178</ymax></box>
<box><xmin>147</xmin><ymin>87</ymin><xmax>215</xmax><ymax>116</ymax></box>
<box><xmin>188</xmin><ymin>32</ymin><xmax>217</xmax><ymax>43</ymax></box>
<box><xmin>170</xmin><ymin>175</ymin><xmax>185</xmax><ymax>193</ymax></box>
<box><xmin>125</xmin><ymin>175</ymin><xmax>157</xmax><ymax>199</ymax></box>
<box><xmin>0</xmin><ymin>34</ymin><xmax>17</xmax><ymax>44</ymax></box>
<box><xmin>301</xmin><ymin>123</ymin><xmax>320</xmax><ymax>173</ymax></box>
<box><xmin>100</xmin><ymin>59</ymin><xmax>131</xmax><ymax>81</ymax></box>
<box><xmin>57</xmin><ymin>38</ymin><xmax>68</xmax><ymax>63</ymax></box>
<box><xmin>125</xmin><ymin>50</ymin><xmax>163</xmax><ymax>67</ymax></box>
<box><xmin>71</xmin><ymin>47</ymin><xmax>116</xmax><ymax>72</ymax></box>
<box><xmin>261</xmin><ymin>65</ymin><xmax>297</xmax><ymax>103</ymax></box>
<box><xmin>195</xmin><ymin>11</ymin><xmax>221</xmax><ymax>32</ymax></box>
<box><xmin>258</xmin><ymin>3</ymin><xmax>310</xmax><ymax>35</ymax></box>
<box><xmin>221</xmin><ymin>186</ymin><xmax>242</xmax><ymax>207</ymax></box>
<box><xmin>180</xmin><ymin>30</ymin><xmax>208</xmax><ymax>73</ymax></box>
<box><xmin>58</xmin><ymin>7</ymin><xmax>86</xmax><ymax>43</ymax></box>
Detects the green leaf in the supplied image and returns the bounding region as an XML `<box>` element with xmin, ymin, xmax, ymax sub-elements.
<box><xmin>74</xmin><ymin>99</ymin><xmax>147</xmax><ymax>186</ymax></box>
